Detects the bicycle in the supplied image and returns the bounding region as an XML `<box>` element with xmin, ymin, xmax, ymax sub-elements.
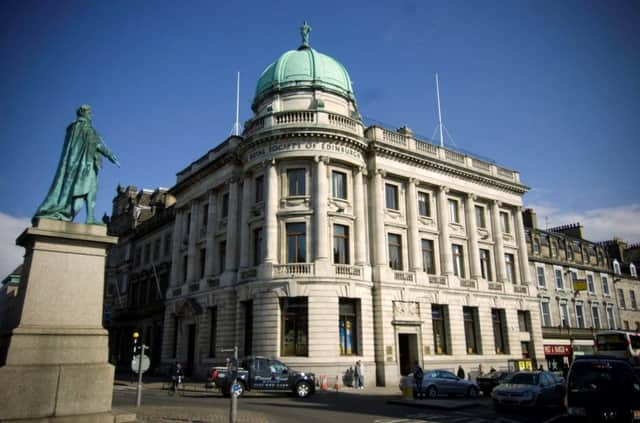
<box><xmin>168</xmin><ymin>375</ymin><xmax>184</xmax><ymax>396</ymax></box>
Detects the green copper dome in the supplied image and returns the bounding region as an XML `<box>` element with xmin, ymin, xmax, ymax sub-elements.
<box><xmin>253</xmin><ymin>24</ymin><xmax>355</xmax><ymax>108</ymax></box>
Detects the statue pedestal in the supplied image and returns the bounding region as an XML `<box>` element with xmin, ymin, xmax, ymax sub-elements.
<box><xmin>0</xmin><ymin>219</ymin><xmax>123</xmax><ymax>422</ymax></box>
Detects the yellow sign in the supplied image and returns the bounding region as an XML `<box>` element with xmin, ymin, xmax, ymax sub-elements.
<box><xmin>518</xmin><ymin>359</ymin><xmax>533</xmax><ymax>371</ymax></box>
<box><xmin>573</xmin><ymin>279</ymin><xmax>587</xmax><ymax>292</ymax></box>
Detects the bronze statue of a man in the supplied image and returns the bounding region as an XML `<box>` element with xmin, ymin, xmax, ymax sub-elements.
<box><xmin>33</xmin><ymin>104</ymin><xmax>119</xmax><ymax>225</ymax></box>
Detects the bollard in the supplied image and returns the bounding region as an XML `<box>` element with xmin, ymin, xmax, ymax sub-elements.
<box><xmin>333</xmin><ymin>375</ymin><xmax>340</xmax><ymax>391</ymax></box>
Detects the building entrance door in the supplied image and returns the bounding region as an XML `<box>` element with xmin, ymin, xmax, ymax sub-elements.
<box><xmin>398</xmin><ymin>333</ymin><xmax>419</xmax><ymax>376</ymax></box>
<box><xmin>186</xmin><ymin>324</ymin><xmax>196</xmax><ymax>376</ymax></box>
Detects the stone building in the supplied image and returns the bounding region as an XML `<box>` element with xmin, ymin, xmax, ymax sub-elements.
<box><xmin>105</xmin><ymin>185</ymin><xmax>175</xmax><ymax>373</ymax></box>
<box><xmin>523</xmin><ymin>211</ymin><xmax>616</xmax><ymax>371</ymax></box>
<box><xmin>600</xmin><ymin>239</ymin><xmax>640</xmax><ymax>331</ymax></box>
<box><xmin>159</xmin><ymin>27</ymin><xmax>544</xmax><ymax>385</ymax></box>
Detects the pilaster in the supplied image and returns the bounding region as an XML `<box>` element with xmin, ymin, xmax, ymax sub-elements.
<box><xmin>354</xmin><ymin>166</ymin><xmax>367</xmax><ymax>265</ymax></box>
<box><xmin>437</xmin><ymin>186</ymin><xmax>453</xmax><ymax>275</ymax></box>
<box><xmin>465</xmin><ymin>193</ymin><xmax>481</xmax><ymax>279</ymax></box>
<box><xmin>264</xmin><ymin>160</ymin><xmax>279</xmax><ymax>264</ymax></box>
<box><xmin>491</xmin><ymin>200</ymin><xmax>507</xmax><ymax>282</ymax></box>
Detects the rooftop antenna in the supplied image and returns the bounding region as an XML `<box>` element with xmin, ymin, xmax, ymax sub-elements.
<box><xmin>231</xmin><ymin>71</ymin><xmax>241</xmax><ymax>136</ymax></box>
<box><xmin>435</xmin><ymin>73</ymin><xmax>445</xmax><ymax>147</ymax></box>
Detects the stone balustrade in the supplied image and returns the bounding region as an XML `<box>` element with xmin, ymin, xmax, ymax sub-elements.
<box><xmin>334</xmin><ymin>264</ymin><xmax>363</xmax><ymax>279</ymax></box>
<box><xmin>273</xmin><ymin>263</ymin><xmax>315</xmax><ymax>277</ymax></box>
<box><xmin>243</xmin><ymin>110</ymin><xmax>364</xmax><ymax>137</ymax></box>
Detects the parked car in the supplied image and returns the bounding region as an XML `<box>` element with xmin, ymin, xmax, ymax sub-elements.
<box><xmin>211</xmin><ymin>356</ymin><xmax>316</xmax><ymax>398</ymax></box>
<box><xmin>415</xmin><ymin>369</ymin><xmax>480</xmax><ymax>399</ymax></box>
<box><xmin>491</xmin><ymin>371</ymin><xmax>565</xmax><ymax>409</ymax></box>
<box><xmin>566</xmin><ymin>355</ymin><xmax>640</xmax><ymax>422</ymax></box>
<box><xmin>476</xmin><ymin>371</ymin><xmax>513</xmax><ymax>396</ymax></box>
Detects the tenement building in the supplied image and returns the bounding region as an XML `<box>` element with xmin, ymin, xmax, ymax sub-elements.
<box><xmin>600</xmin><ymin>239</ymin><xmax>640</xmax><ymax>331</ymax></box>
<box><xmin>523</xmin><ymin>211</ymin><xmax>616</xmax><ymax>371</ymax></box>
<box><xmin>105</xmin><ymin>185</ymin><xmax>175</xmax><ymax>373</ymax></box>
<box><xmin>158</xmin><ymin>27</ymin><xmax>544</xmax><ymax>385</ymax></box>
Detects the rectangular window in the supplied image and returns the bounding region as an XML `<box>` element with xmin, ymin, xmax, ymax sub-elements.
<box><xmin>631</xmin><ymin>291</ymin><xmax>637</xmax><ymax>309</ymax></box>
<box><xmin>388</xmin><ymin>233</ymin><xmax>403</xmax><ymax>270</ymax></box>
<box><xmin>219</xmin><ymin>241</ymin><xmax>226</xmax><ymax>272</ymax></box>
<box><xmin>533</xmin><ymin>238</ymin><xmax>541</xmax><ymax>255</ymax></box>
<box><xmin>208</xmin><ymin>307</ymin><xmax>217</xmax><ymax>357</ymax></box>
<box><xmin>339</xmin><ymin>298</ymin><xmax>359</xmax><ymax>355</ymax></box>
<box><xmin>587</xmin><ymin>274</ymin><xmax>595</xmax><ymax>293</ymax></box>
<box><xmin>199</xmin><ymin>248</ymin><xmax>206</xmax><ymax>279</ymax></box>
<box><xmin>332</xmin><ymin>171</ymin><xmax>347</xmax><ymax>200</ymax></box>
<box><xmin>385</xmin><ymin>184</ymin><xmax>399</xmax><ymax>210</ymax></box>
<box><xmin>602</xmin><ymin>275</ymin><xmax>610</xmax><ymax>296</ymax></box>
<box><xmin>288</xmin><ymin>168</ymin><xmax>306</xmax><ymax>196</ymax></box>
<box><xmin>432</xmin><ymin>304</ymin><xmax>449</xmax><ymax>354</ymax></box>
<box><xmin>575</xmin><ymin>302</ymin><xmax>585</xmax><ymax>328</ymax></box>
<box><xmin>172</xmin><ymin>316</ymin><xmax>179</xmax><ymax>358</ymax></box>
<box><xmin>255</xmin><ymin>175</ymin><xmax>264</xmax><ymax>203</ymax></box>
<box><xmin>452</xmin><ymin>244</ymin><xmax>465</xmax><ymax>277</ymax></box>
<box><xmin>421</xmin><ymin>239</ymin><xmax>435</xmax><ymax>274</ymax></box>
<box><xmin>606</xmin><ymin>306</ymin><xmax>615</xmax><ymax>329</ymax></box>
<box><xmin>550</xmin><ymin>240</ymin><xmax>558</xmax><ymax>257</ymax></box>
<box><xmin>541</xmin><ymin>301</ymin><xmax>552</xmax><ymax>326</ymax></box>
<box><xmin>559</xmin><ymin>302</ymin><xmax>570</xmax><ymax>328</ymax></box>
<box><xmin>555</xmin><ymin>268</ymin><xmax>564</xmax><ymax>290</ymax></box>
<box><xmin>221</xmin><ymin>193</ymin><xmax>229</xmax><ymax>218</ymax></box>
<box><xmin>202</xmin><ymin>203</ymin><xmax>209</xmax><ymax>231</ymax></box>
<box><xmin>518</xmin><ymin>310</ymin><xmax>530</xmax><ymax>332</ymax></box>
<box><xmin>418</xmin><ymin>192</ymin><xmax>430</xmax><ymax>217</ymax></box>
<box><xmin>243</xmin><ymin>300</ymin><xmax>253</xmax><ymax>355</ymax></box>
<box><xmin>287</xmin><ymin>223</ymin><xmax>307</xmax><ymax>263</ymax></box>
<box><xmin>448</xmin><ymin>199</ymin><xmax>459</xmax><ymax>224</ymax></box>
<box><xmin>492</xmin><ymin>308</ymin><xmax>509</xmax><ymax>354</ymax></box>
<box><xmin>618</xmin><ymin>289</ymin><xmax>626</xmax><ymax>308</ymax></box>
<box><xmin>505</xmin><ymin>254</ymin><xmax>516</xmax><ymax>283</ymax></box>
<box><xmin>182</xmin><ymin>255</ymin><xmax>188</xmax><ymax>283</ymax></box>
<box><xmin>333</xmin><ymin>224</ymin><xmax>350</xmax><ymax>264</ymax></box>
<box><xmin>253</xmin><ymin>228</ymin><xmax>264</xmax><ymax>266</ymax></box>
<box><xmin>500</xmin><ymin>212</ymin><xmax>511</xmax><ymax>233</ymax></box>
<box><xmin>592</xmin><ymin>305</ymin><xmax>601</xmax><ymax>329</ymax></box>
<box><xmin>536</xmin><ymin>266</ymin><xmax>546</xmax><ymax>288</ymax></box>
<box><xmin>281</xmin><ymin>297</ymin><xmax>308</xmax><ymax>356</ymax></box>
<box><xmin>480</xmin><ymin>249</ymin><xmax>492</xmax><ymax>281</ymax></box>
<box><xmin>475</xmin><ymin>206</ymin><xmax>486</xmax><ymax>228</ymax></box>
<box><xmin>463</xmin><ymin>306</ymin><xmax>480</xmax><ymax>354</ymax></box>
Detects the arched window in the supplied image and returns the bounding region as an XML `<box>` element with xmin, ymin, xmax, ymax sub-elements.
<box><xmin>613</xmin><ymin>259</ymin><xmax>621</xmax><ymax>275</ymax></box>
<box><xmin>630</xmin><ymin>263</ymin><xmax>637</xmax><ymax>278</ymax></box>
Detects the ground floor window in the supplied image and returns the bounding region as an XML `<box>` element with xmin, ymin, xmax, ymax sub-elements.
<box><xmin>339</xmin><ymin>298</ymin><xmax>359</xmax><ymax>355</ymax></box>
<box><xmin>463</xmin><ymin>306</ymin><xmax>480</xmax><ymax>354</ymax></box>
<box><xmin>243</xmin><ymin>300</ymin><xmax>253</xmax><ymax>355</ymax></box>
<box><xmin>208</xmin><ymin>307</ymin><xmax>217</xmax><ymax>358</ymax></box>
<box><xmin>281</xmin><ymin>297</ymin><xmax>308</xmax><ymax>356</ymax></box>
<box><xmin>492</xmin><ymin>308</ymin><xmax>509</xmax><ymax>354</ymax></box>
<box><xmin>432</xmin><ymin>304</ymin><xmax>450</xmax><ymax>354</ymax></box>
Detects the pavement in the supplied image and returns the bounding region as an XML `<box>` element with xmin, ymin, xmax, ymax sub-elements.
<box><xmin>113</xmin><ymin>375</ymin><xmax>485</xmax><ymax>422</ymax></box>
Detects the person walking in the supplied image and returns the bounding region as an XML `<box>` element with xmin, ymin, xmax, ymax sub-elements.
<box><xmin>457</xmin><ymin>365</ymin><xmax>465</xmax><ymax>379</ymax></box>
<box><xmin>355</xmin><ymin>360</ymin><xmax>364</xmax><ymax>389</ymax></box>
<box><xmin>412</xmin><ymin>361</ymin><xmax>424</xmax><ymax>398</ymax></box>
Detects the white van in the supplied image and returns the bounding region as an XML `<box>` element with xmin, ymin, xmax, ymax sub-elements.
<box><xmin>595</xmin><ymin>330</ymin><xmax>640</xmax><ymax>365</ymax></box>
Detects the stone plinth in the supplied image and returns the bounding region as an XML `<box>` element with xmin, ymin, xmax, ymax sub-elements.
<box><xmin>0</xmin><ymin>219</ymin><xmax>119</xmax><ymax>422</ymax></box>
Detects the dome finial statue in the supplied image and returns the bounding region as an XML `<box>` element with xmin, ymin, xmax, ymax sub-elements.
<box><xmin>300</xmin><ymin>21</ymin><xmax>311</xmax><ymax>47</ymax></box>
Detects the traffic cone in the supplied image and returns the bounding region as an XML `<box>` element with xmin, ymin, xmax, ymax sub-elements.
<box><xmin>320</xmin><ymin>375</ymin><xmax>329</xmax><ymax>391</ymax></box>
<box><xmin>333</xmin><ymin>375</ymin><xmax>340</xmax><ymax>391</ymax></box>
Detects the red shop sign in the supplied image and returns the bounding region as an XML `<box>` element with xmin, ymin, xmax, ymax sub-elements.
<box><xmin>544</xmin><ymin>345</ymin><xmax>572</xmax><ymax>356</ymax></box>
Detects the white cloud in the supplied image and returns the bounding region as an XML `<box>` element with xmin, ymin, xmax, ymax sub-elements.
<box><xmin>0</xmin><ymin>212</ymin><xmax>29</xmax><ymax>278</ymax></box>
<box><xmin>525</xmin><ymin>202</ymin><xmax>640</xmax><ymax>243</ymax></box>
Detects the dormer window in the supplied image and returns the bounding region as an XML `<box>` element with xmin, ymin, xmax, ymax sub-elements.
<box><xmin>631</xmin><ymin>263</ymin><xmax>637</xmax><ymax>278</ymax></box>
<box><xmin>613</xmin><ymin>259</ymin><xmax>621</xmax><ymax>275</ymax></box>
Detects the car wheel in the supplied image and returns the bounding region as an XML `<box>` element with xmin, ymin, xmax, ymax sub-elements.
<box><xmin>466</xmin><ymin>386</ymin><xmax>478</xmax><ymax>398</ymax></box>
<box><xmin>295</xmin><ymin>381</ymin><xmax>312</xmax><ymax>398</ymax></box>
<box><xmin>426</xmin><ymin>386</ymin><xmax>438</xmax><ymax>399</ymax></box>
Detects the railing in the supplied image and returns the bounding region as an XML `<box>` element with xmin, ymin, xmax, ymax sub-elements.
<box><xmin>445</xmin><ymin>149</ymin><xmax>465</xmax><ymax>163</ymax></box>
<box><xmin>328</xmin><ymin>113</ymin><xmax>358</xmax><ymax>131</ymax></box>
<box><xmin>334</xmin><ymin>264</ymin><xmax>362</xmax><ymax>278</ymax></box>
<box><xmin>429</xmin><ymin>276</ymin><xmax>447</xmax><ymax>285</ymax></box>
<box><xmin>382</xmin><ymin>129</ymin><xmax>407</xmax><ymax>147</ymax></box>
<box><xmin>274</xmin><ymin>111</ymin><xmax>315</xmax><ymax>125</ymax></box>
<box><xmin>416</xmin><ymin>140</ymin><xmax>438</xmax><ymax>156</ymax></box>
<box><xmin>394</xmin><ymin>271</ymin><xmax>414</xmax><ymax>282</ymax></box>
<box><xmin>488</xmin><ymin>282</ymin><xmax>503</xmax><ymax>291</ymax></box>
<box><xmin>274</xmin><ymin>263</ymin><xmax>314</xmax><ymax>276</ymax></box>
<box><xmin>459</xmin><ymin>279</ymin><xmax>476</xmax><ymax>289</ymax></box>
<box><xmin>513</xmin><ymin>285</ymin><xmax>528</xmax><ymax>294</ymax></box>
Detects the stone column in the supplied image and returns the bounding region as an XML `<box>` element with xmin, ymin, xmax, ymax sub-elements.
<box><xmin>436</xmin><ymin>186</ymin><xmax>453</xmax><ymax>275</ymax></box>
<box><xmin>0</xmin><ymin>220</ymin><xmax>118</xmax><ymax>421</ymax></box>
<box><xmin>354</xmin><ymin>166</ymin><xmax>367</xmax><ymax>265</ymax></box>
<box><xmin>514</xmin><ymin>206</ymin><xmax>531</xmax><ymax>285</ymax></box>
<box><xmin>264</xmin><ymin>160</ymin><xmax>279</xmax><ymax>264</ymax></box>
<box><xmin>204</xmin><ymin>190</ymin><xmax>217</xmax><ymax>276</ymax></box>
<box><xmin>465</xmin><ymin>193</ymin><xmax>481</xmax><ymax>279</ymax></box>
<box><xmin>314</xmin><ymin>156</ymin><xmax>329</xmax><ymax>263</ymax></box>
<box><xmin>372</xmin><ymin>170</ymin><xmax>387</xmax><ymax>266</ymax></box>
<box><xmin>239</xmin><ymin>174</ymin><xmax>252</xmax><ymax>269</ymax></box>
<box><xmin>225</xmin><ymin>177</ymin><xmax>240</xmax><ymax>272</ymax></box>
<box><xmin>185</xmin><ymin>202</ymin><xmax>199</xmax><ymax>283</ymax></box>
<box><xmin>170</xmin><ymin>209</ymin><xmax>184</xmax><ymax>285</ymax></box>
<box><xmin>407</xmin><ymin>178</ymin><xmax>421</xmax><ymax>272</ymax></box>
<box><xmin>491</xmin><ymin>200</ymin><xmax>507</xmax><ymax>282</ymax></box>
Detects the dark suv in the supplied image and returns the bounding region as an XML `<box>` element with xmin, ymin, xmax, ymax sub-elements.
<box><xmin>566</xmin><ymin>355</ymin><xmax>640</xmax><ymax>422</ymax></box>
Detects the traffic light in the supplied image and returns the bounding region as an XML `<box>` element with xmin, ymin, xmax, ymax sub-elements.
<box><xmin>132</xmin><ymin>331</ymin><xmax>140</xmax><ymax>354</ymax></box>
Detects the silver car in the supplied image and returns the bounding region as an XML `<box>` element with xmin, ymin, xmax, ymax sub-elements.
<box><xmin>491</xmin><ymin>371</ymin><xmax>565</xmax><ymax>409</ymax></box>
<box><xmin>417</xmin><ymin>369</ymin><xmax>480</xmax><ymax>399</ymax></box>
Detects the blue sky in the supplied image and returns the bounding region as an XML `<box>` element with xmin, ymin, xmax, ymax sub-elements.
<box><xmin>1</xmin><ymin>0</ymin><xmax>639</xmax><ymax>275</ymax></box>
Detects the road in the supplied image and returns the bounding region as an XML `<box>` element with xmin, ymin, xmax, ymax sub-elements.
<box><xmin>113</xmin><ymin>385</ymin><xmax>565</xmax><ymax>423</ymax></box>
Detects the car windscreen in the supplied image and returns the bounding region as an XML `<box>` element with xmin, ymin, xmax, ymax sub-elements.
<box><xmin>569</xmin><ymin>361</ymin><xmax>634</xmax><ymax>391</ymax></box>
<box><xmin>509</xmin><ymin>373</ymin><xmax>538</xmax><ymax>385</ymax></box>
